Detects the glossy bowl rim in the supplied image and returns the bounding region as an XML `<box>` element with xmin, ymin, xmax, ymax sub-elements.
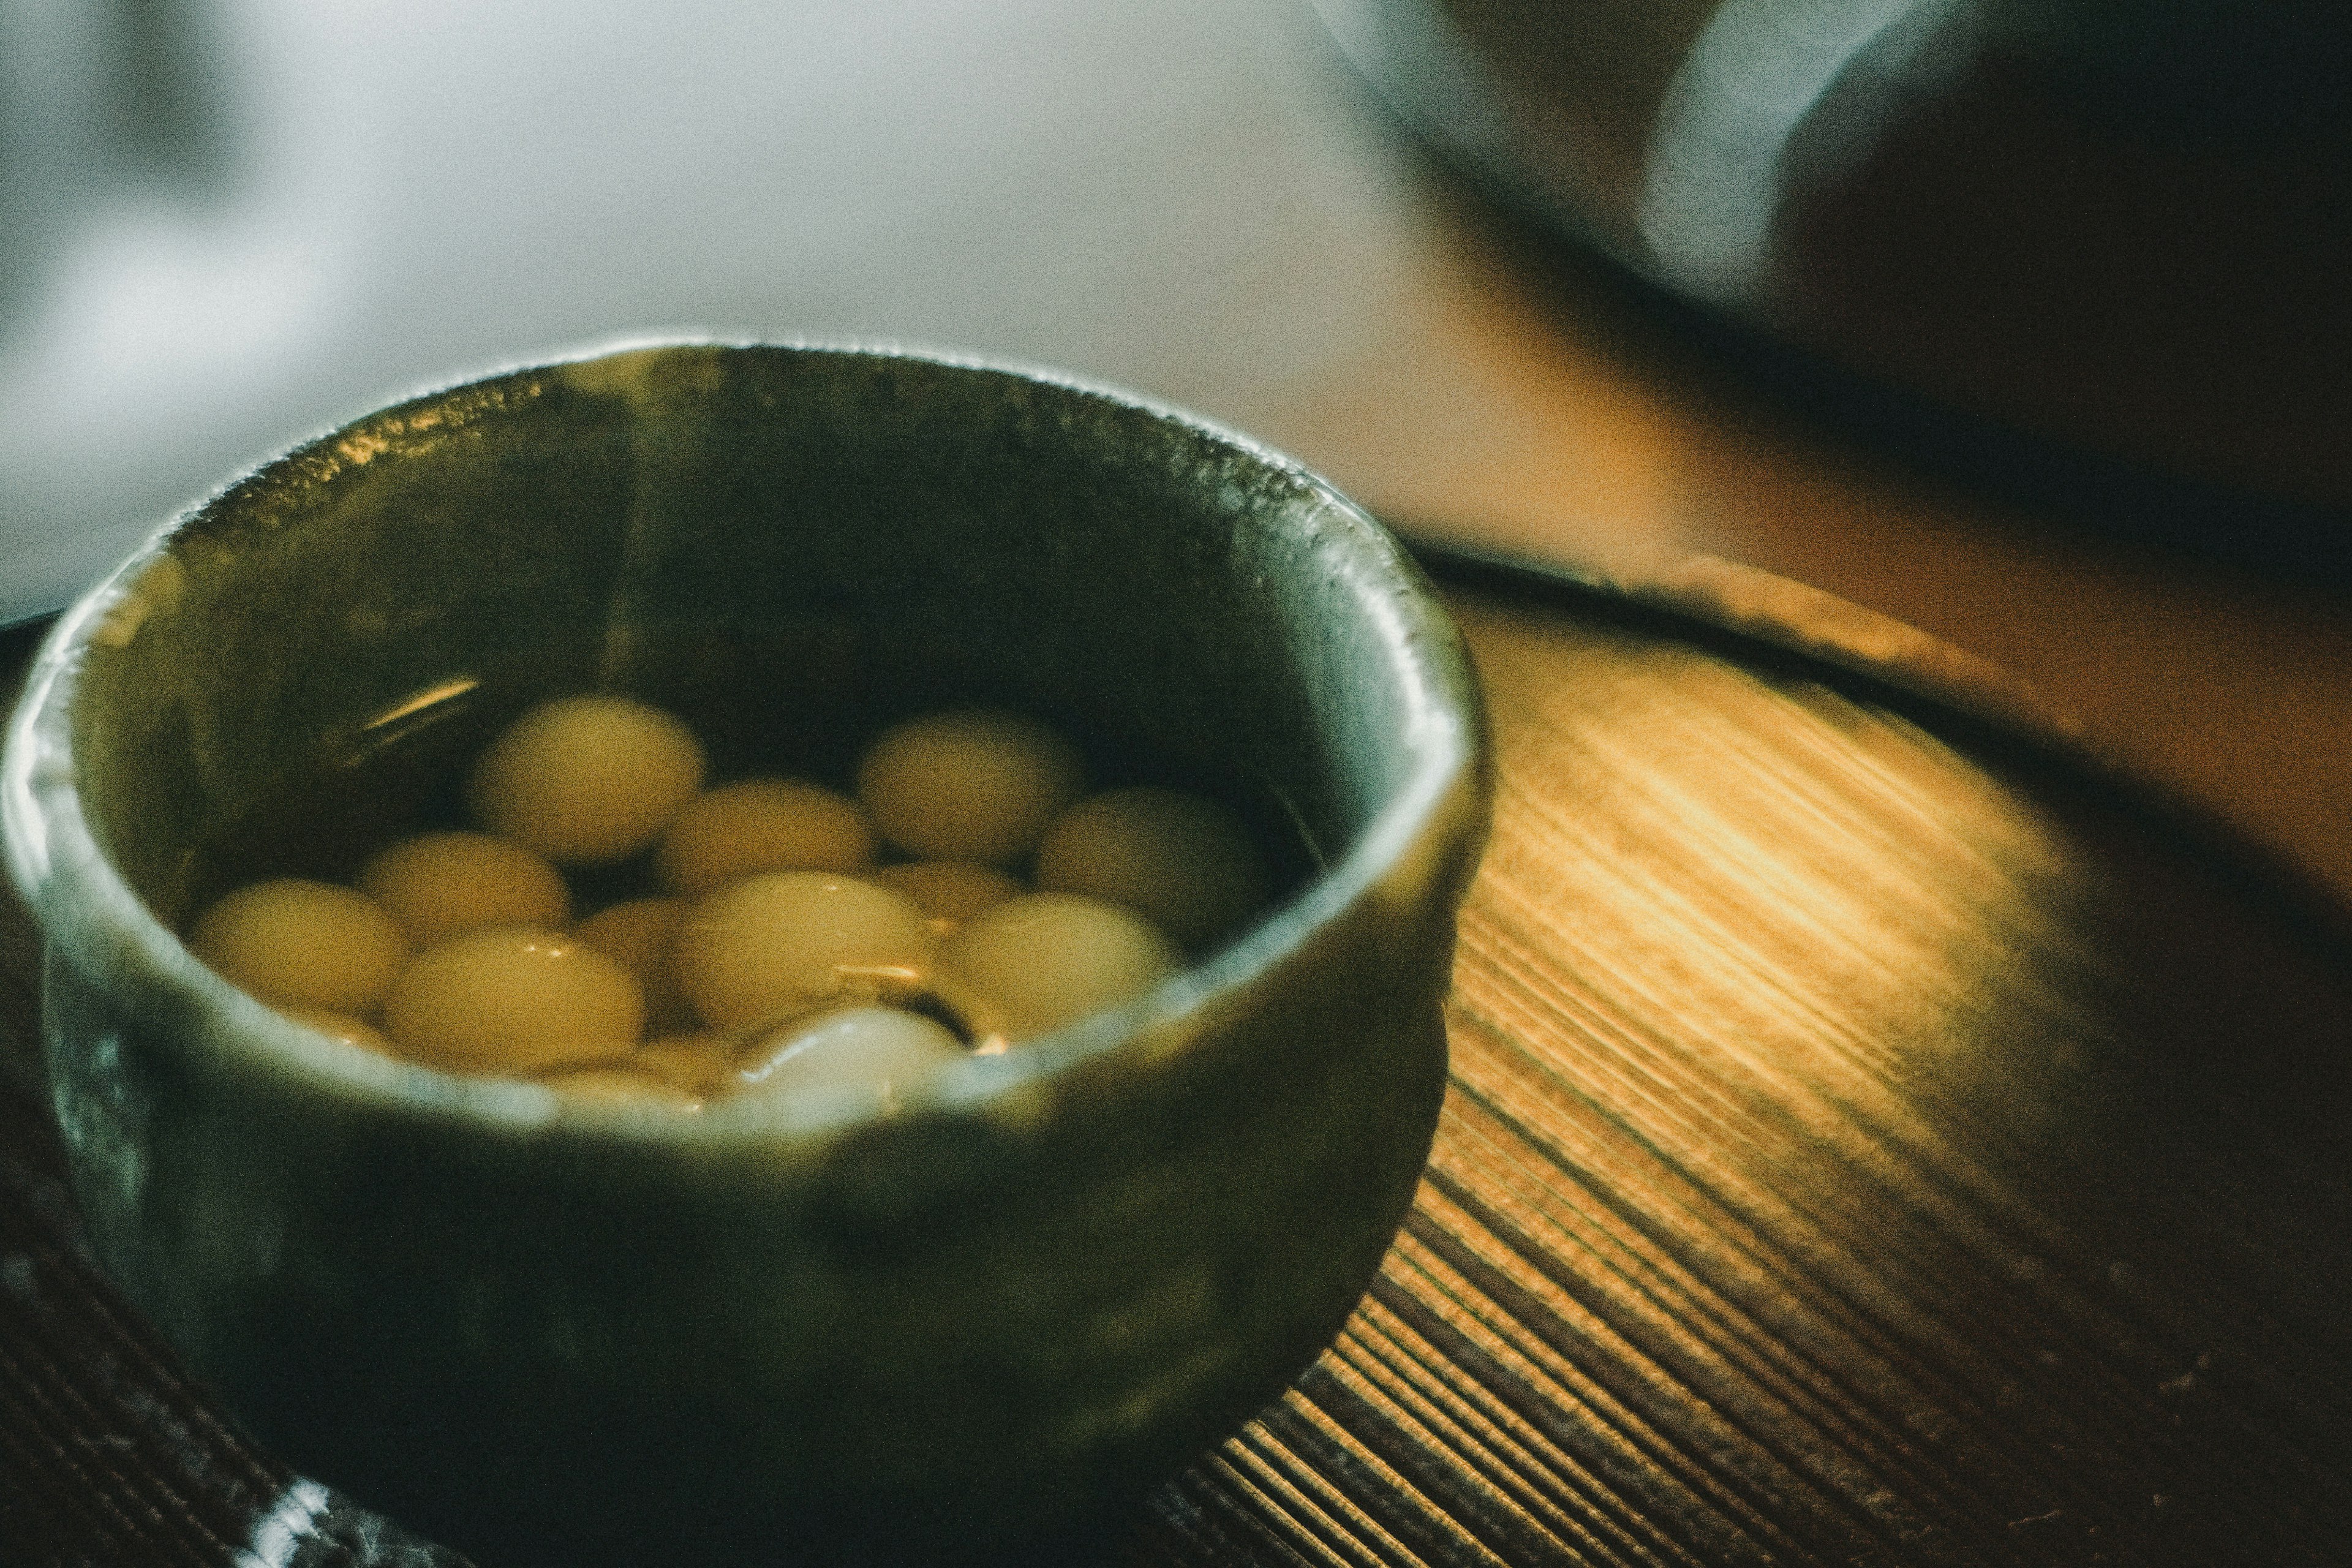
<box><xmin>1</xmin><ymin>337</ymin><xmax>1490</xmax><ymax>1148</ymax></box>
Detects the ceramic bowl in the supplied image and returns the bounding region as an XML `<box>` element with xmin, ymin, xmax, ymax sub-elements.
<box><xmin>1</xmin><ymin>342</ymin><xmax>1491</xmax><ymax>1564</ymax></box>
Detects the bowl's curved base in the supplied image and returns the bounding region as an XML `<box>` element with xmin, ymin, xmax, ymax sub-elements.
<box><xmin>337</xmin><ymin>1003</ymin><xmax>1449</xmax><ymax>1568</ymax></box>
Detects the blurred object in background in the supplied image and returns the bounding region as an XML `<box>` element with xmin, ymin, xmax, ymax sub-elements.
<box><xmin>1313</xmin><ymin>0</ymin><xmax>2352</xmax><ymax>575</ymax></box>
<box><xmin>0</xmin><ymin>0</ymin><xmax>1422</xmax><ymax>626</ymax></box>
<box><xmin>0</xmin><ymin>0</ymin><xmax>232</xmax><ymax>320</ymax></box>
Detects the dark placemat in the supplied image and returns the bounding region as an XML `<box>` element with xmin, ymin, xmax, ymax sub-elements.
<box><xmin>6</xmin><ymin>562</ymin><xmax>2351</xmax><ymax>1566</ymax></box>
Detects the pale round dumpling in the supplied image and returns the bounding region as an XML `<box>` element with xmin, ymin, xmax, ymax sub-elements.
<box><xmin>655</xmin><ymin>778</ymin><xmax>876</xmax><ymax>895</ymax></box>
<box><xmin>869</xmin><ymin>860</ymin><xmax>1023</xmax><ymax>930</ymax></box>
<box><xmin>674</xmin><ymin>872</ymin><xmax>933</xmax><ymax>1032</ymax></box>
<box><xmin>538</xmin><ymin>1060</ymin><xmax>704</xmax><ymax>1109</ymax></box>
<box><xmin>856</xmin><ymin>709</ymin><xmax>1084</xmax><ymax>867</ymax></box>
<box><xmin>726</xmin><ymin>1005</ymin><xmax>964</xmax><ymax>1111</ymax></box>
<box><xmin>934</xmin><ymin>892</ymin><xmax>1180</xmax><ymax>1044</ymax></box>
<box><xmin>469</xmin><ymin>694</ymin><xmax>706</xmax><ymax>864</ymax></box>
<box><xmin>574</xmin><ymin>897</ymin><xmax>693</xmax><ymax>1033</ymax></box>
<box><xmin>383</xmin><ymin>925</ymin><xmax>644</xmax><ymax>1076</ymax></box>
<box><xmin>1033</xmin><ymin>786</ymin><xmax>1272</xmax><ymax>951</ymax></box>
<box><xmin>189</xmin><ymin>878</ymin><xmax>410</xmax><ymax>1014</ymax></box>
<box><xmin>358</xmin><ymin>830</ymin><xmax>571</xmax><ymax>948</ymax></box>
<box><xmin>277</xmin><ymin>1005</ymin><xmax>395</xmax><ymax>1057</ymax></box>
<box><xmin>573</xmin><ymin>897</ymin><xmax>686</xmax><ymax>976</ymax></box>
<box><xmin>537</xmin><ymin>1031</ymin><xmax>729</xmax><ymax>1108</ymax></box>
<box><xmin>633</xmin><ymin>1031</ymin><xmax>736</xmax><ymax>1096</ymax></box>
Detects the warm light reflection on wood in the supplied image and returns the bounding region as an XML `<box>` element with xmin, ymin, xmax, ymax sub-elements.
<box><xmin>1181</xmin><ymin>584</ymin><xmax>2352</xmax><ymax>1566</ymax></box>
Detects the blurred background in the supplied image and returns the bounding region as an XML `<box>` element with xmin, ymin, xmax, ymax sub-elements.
<box><xmin>0</xmin><ymin>0</ymin><xmax>1442</xmax><ymax>622</ymax></box>
<box><xmin>6</xmin><ymin>0</ymin><xmax>2352</xmax><ymax>891</ymax></box>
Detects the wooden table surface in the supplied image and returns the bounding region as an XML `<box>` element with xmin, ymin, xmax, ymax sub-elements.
<box><xmin>5</xmin><ymin>4</ymin><xmax>2351</xmax><ymax>1563</ymax></box>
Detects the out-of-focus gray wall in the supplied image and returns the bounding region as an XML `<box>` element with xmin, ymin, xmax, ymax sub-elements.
<box><xmin>0</xmin><ymin>0</ymin><xmax>1420</xmax><ymax>623</ymax></box>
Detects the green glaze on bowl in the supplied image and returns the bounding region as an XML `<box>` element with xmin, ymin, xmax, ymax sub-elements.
<box><xmin>1</xmin><ymin>342</ymin><xmax>1491</xmax><ymax>1564</ymax></box>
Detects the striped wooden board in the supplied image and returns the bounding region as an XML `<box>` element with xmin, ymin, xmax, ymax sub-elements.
<box><xmin>7</xmin><ymin>564</ymin><xmax>2350</xmax><ymax>1566</ymax></box>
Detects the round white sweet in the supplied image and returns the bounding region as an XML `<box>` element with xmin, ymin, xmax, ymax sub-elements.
<box><xmin>189</xmin><ymin>878</ymin><xmax>410</xmax><ymax>1014</ymax></box>
<box><xmin>634</xmin><ymin>1031</ymin><xmax>736</xmax><ymax>1095</ymax></box>
<box><xmin>728</xmin><ymin>1005</ymin><xmax>964</xmax><ymax>1110</ymax></box>
<box><xmin>856</xmin><ymin>709</ymin><xmax>1084</xmax><ymax>867</ymax></box>
<box><xmin>870</xmin><ymin>860</ymin><xmax>1023</xmax><ymax>929</ymax></box>
<box><xmin>934</xmin><ymin>892</ymin><xmax>1180</xmax><ymax>1044</ymax></box>
<box><xmin>573</xmin><ymin>897</ymin><xmax>685</xmax><ymax>975</ymax></box>
<box><xmin>537</xmin><ymin>1031</ymin><xmax>730</xmax><ymax>1107</ymax></box>
<box><xmin>469</xmin><ymin>694</ymin><xmax>706</xmax><ymax>864</ymax></box>
<box><xmin>383</xmin><ymin>926</ymin><xmax>644</xmax><ymax>1076</ymax></box>
<box><xmin>674</xmin><ymin>872</ymin><xmax>933</xmax><ymax>1032</ymax></box>
<box><xmin>358</xmin><ymin>830</ymin><xmax>571</xmax><ymax>948</ymax></box>
<box><xmin>1033</xmin><ymin>786</ymin><xmax>1272</xmax><ymax>951</ymax></box>
<box><xmin>574</xmin><ymin>897</ymin><xmax>693</xmax><ymax>1033</ymax></box>
<box><xmin>655</xmin><ymin>778</ymin><xmax>876</xmax><ymax>895</ymax></box>
<box><xmin>540</xmin><ymin>1060</ymin><xmax>704</xmax><ymax>1109</ymax></box>
<box><xmin>279</xmin><ymin>1005</ymin><xmax>394</xmax><ymax>1057</ymax></box>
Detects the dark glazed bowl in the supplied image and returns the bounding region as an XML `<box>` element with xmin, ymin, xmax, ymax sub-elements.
<box><xmin>0</xmin><ymin>344</ymin><xmax>1492</xmax><ymax>1564</ymax></box>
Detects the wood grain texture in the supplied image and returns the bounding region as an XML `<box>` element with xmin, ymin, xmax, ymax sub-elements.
<box><xmin>7</xmin><ymin>578</ymin><xmax>2351</xmax><ymax>1566</ymax></box>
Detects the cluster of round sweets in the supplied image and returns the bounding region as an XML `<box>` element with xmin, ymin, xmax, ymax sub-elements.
<box><xmin>184</xmin><ymin>696</ymin><xmax>1272</xmax><ymax>1110</ymax></box>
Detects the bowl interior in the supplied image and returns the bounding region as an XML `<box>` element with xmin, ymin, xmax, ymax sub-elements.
<box><xmin>59</xmin><ymin>344</ymin><xmax>1457</xmax><ymax>1038</ymax></box>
